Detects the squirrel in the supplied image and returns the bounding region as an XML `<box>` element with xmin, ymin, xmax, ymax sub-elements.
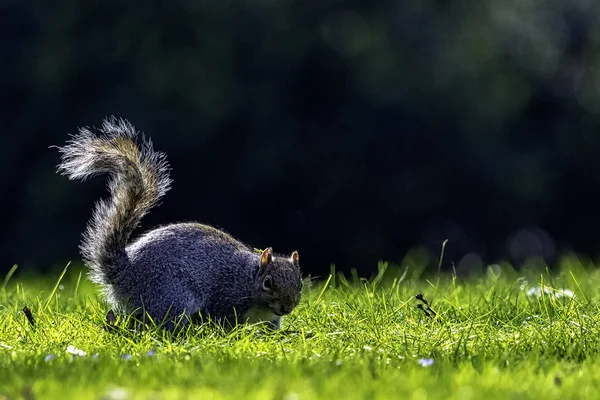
<box><xmin>55</xmin><ymin>117</ymin><xmax>303</xmax><ymax>330</ymax></box>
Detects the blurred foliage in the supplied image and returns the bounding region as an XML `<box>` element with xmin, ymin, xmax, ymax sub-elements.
<box><xmin>3</xmin><ymin>0</ymin><xmax>600</xmax><ymax>276</ymax></box>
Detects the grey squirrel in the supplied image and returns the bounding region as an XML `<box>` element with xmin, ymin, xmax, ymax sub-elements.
<box><xmin>55</xmin><ymin>117</ymin><xmax>303</xmax><ymax>330</ymax></box>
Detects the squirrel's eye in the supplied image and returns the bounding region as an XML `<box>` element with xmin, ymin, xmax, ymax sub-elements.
<box><xmin>263</xmin><ymin>276</ymin><xmax>272</xmax><ymax>290</ymax></box>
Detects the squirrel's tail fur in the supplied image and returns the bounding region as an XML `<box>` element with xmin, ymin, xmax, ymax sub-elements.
<box><xmin>56</xmin><ymin>117</ymin><xmax>172</xmax><ymax>285</ymax></box>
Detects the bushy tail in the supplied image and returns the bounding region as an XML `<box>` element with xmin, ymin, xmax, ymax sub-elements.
<box><xmin>56</xmin><ymin>117</ymin><xmax>172</xmax><ymax>284</ymax></box>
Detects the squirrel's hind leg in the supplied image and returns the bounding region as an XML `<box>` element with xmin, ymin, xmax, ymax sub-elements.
<box><xmin>131</xmin><ymin>286</ymin><xmax>199</xmax><ymax>332</ymax></box>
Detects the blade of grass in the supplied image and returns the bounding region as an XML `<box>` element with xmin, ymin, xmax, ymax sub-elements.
<box><xmin>43</xmin><ymin>262</ymin><xmax>70</xmax><ymax>311</ymax></box>
<box><xmin>2</xmin><ymin>264</ymin><xmax>18</xmax><ymax>291</ymax></box>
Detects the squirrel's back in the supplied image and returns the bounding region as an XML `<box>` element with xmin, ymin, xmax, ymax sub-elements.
<box><xmin>118</xmin><ymin>222</ymin><xmax>259</xmax><ymax>323</ymax></box>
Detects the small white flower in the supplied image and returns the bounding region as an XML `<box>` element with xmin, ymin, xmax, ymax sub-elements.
<box><xmin>363</xmin><ymin>345</ymin><xmax>372</xmax><ymax>351</ymax></box>
<box><xmin>418</xmin><ymin>358</ymin><xmax>434</xmax><ymax>367</ymax></box>
<box><xmin>526</xmin><ymin>286</ymin><xmax>575</xmax><ymax>299</ymax></box>
<box><xmin>556</xmin><ymin>289</ymin><xmax>575</xmax><ymax>298</ymax></box>
<box><xmin>105</xmin><ymin>387</ymin><xmax>129</xmax><ymax>400</ymax></box>
<box><xmin>66</xmin><ymin>345</ymin><xmax>86</xmax><ymax>357</ymax></box>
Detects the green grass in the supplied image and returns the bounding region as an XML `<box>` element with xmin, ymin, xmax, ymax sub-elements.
<box><xmin>3</xmin><ymin>254</ymin><xmax>600</xmax><ymax>399</ymax></box>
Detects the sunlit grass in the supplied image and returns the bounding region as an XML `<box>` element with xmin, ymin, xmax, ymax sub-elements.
<box><xmin>2</xmin><ymin>254</ymin><xmax>600</xmax><ymax>399</ymax></box>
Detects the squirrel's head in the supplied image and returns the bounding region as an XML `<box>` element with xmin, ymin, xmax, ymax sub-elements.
<box><xmin>254</xmin><ymin>247</ymin><xmax>302</xmax><ymax>316</ymax></box>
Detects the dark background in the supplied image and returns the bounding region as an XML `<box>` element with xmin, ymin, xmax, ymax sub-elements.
<box><xmin>3</xmin><ymin>0</ymin><xmax>600</xmax><ymax>278</ymax></box>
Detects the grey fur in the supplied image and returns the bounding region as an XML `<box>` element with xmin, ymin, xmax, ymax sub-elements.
<box><xmin>55</xmin><ymin>117</ymin><xmax>302</xmax><ymax>330</ymax></box>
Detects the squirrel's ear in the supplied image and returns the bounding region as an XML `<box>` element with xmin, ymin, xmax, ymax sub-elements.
<box><xmin>291</xmin><ymin>251</ymin><xmax>299</xmax><ymax>267</ymax></box>
<box><xmin>260</xmin><ymin>247</ymin><xmax>273</xmax><ymax>269</ymax></box>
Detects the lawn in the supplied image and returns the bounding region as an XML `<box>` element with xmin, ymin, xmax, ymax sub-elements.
<box><xmin>2</xmin><ymin>253</ymin><xmax>600</xmax><ymax>400</ymax></box>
